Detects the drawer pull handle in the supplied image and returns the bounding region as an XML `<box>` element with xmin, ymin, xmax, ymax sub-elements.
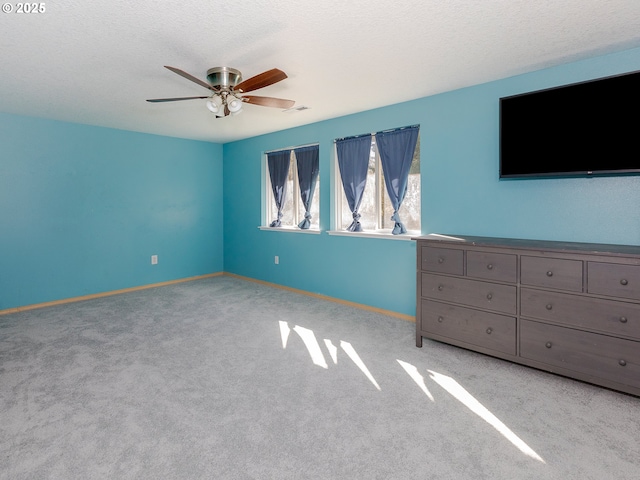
<box><xmin>545</xmin><ymin>341</ymin><xmax>552</xmax><ymax>349</ymax></box>
<box><xmin>619</xmin><ymin>359</ymin><xmax>627</xmax><ymax>367</ymax></box>
<box><xmin>438</xmin><ymin>284</ymin><xmax>444</xmax><ymax>291</ymax></box>
<box><xmin>487</xmin><ymin>264</ymin><xmax>493</xmax><ymax>270</ymax></box>
<box><xmin>620</xmin><ymin>279</ymin><xmax>628</xmax><ymax>286</ymax></box>
<box><xmin>438</xmin><ymin>316</ymin><xmax>444</xmax><ymax>323</ymax></box>
<box><xmin>620</xmin><ymin>316</ymin><xmax>628</xmax><ymax>323</ymax></box>
<box><xmin>546</xmin><ymin>304</ymin><xmax>553</xmax><ymax>310</ymax></box>
<box><xmin>438</xmin><ymin>257</ymin><xmax>444</xmax><ymax>264</ymax></box>
<box><xmin>486</xmin><ymin>293</ymin><xmax>493</xmax><ymax>300</ymax></box>
<box><xmin>486</xmin><ymin>327</ymin><xmax>493</xmax><ymax>334</ymax></box>
<box><xmin>546</xmin><ymin>271</ymin><xmax>553</xmax><ymax>277</ymax></box>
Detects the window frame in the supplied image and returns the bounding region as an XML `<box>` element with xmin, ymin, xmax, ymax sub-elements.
<box><xmin>330</xmin><ymin>128</ymin><xmax>421</xmax><ymax>238</ymax></box>
<box><xmin>262</xmin><ymin>143</ymin><xmax>320</xmax><ymax>232</ymax></box>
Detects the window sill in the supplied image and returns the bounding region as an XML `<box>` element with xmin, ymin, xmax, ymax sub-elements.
<box><xmin>258</xmin><ymin>226</ymin><xmax>321</xmax><ymax>234</ymax></box>
<box><xmin>327</xmin><ymin>230</ymin><xmax>418</xmax><ymax>241</ymax></box>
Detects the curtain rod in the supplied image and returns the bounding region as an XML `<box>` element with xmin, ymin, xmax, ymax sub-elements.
<box><xmin>334</xmin><ymin>124</ymin><xmax>419</xmax><ymax>143</ymax></box>
<box><xmin>264</xmin><ymin>142</ymin><xmax>319</xmax><ymax>155</ymax></box>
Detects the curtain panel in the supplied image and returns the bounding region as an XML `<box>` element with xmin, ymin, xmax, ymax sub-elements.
<box><xmin>294</xmin><ymin>145</ymin><xmax>320</xmax><ymax>229</ymax></box>
<box><xmin>336</xmin><ymin>135</ymin><xmax>372</xmax><ymax>232</ymax></box>
<box><xmin>375</xmin><ymin>126</ymin><xmax>419</xmax><ymax>234</ymax></box>
<box><xmin>267</xmin><ymin>150</ymin><xmax>292</xmax><ymax>227</ymax></box>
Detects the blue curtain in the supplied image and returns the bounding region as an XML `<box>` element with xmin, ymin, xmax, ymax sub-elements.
<box><xmin>267</xmin><ymin>150</ymin><xmax>291</xmax><ymax>227</ymax></box>
<box><xmin>376</xmin><ymin>126</ymin><xmax>419</xmax><ymax>234</ymax></box>
<box><xmin>294</xmin><ymin>145</ymin><xmax>320</xmax><ymax>229</ymax></box>
<box><xmin>336</xmin><ymin>135</ymin><xmax>372</xmax><ymax>232</ymax></box>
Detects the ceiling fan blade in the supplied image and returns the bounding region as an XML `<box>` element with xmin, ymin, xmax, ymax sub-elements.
<box><xmin>146</xmin><ymin>96</ymin><xmax>209</xmax><ymax>103</ymax></box>
<box><xmin>242</xmin><ymin>96</ymin><xmax>295</xmax><ymax>109</ymax></box>
<box><xmin>164</xmin><ymin>66</ymin><xmax>218</xmax><ymax>91</ymax></box>
<box><xmin>233</xmin><ymin>68</ymin><xmax>288</xmax><ymax>93</ymax></box>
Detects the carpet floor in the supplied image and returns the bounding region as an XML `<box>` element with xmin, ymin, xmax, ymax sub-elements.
<box><xmin>1</xmin><ymin>276</ymin><xmax>639</xmax><ymax>479</ymax></box>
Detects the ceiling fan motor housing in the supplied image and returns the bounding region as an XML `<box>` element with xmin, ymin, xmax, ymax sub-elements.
<box><xmin>206</xmin><ymin>67</ymin><xmax>242</xmax><ymax>89</ymax></box>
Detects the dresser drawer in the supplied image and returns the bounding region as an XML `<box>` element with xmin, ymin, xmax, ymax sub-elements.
<box><xmin>421</xmin><ymin>300</ymin><xmax>516</xmax><ymax>355</ymax></box>
<box><xmin>521</xmin><ymin>288</ymin><xmax>640</xmax><ymax>340</ymax></box>
<box><xmin>421</xmin><ymin>273</ymin><xmax>517</xmax><ymax>314</ymax></box>
<box><xmin>467</xmin><ymin>251</ymin><xmax>517</xmax><ymax>283</ymax></box>
<box><xmin>520</xmin><ymin>320</ymin><xmax>640</xmax><ymax>389</ymax></box>
<box><xmin>588</xmin><ymin>262</ymin><xmax>640</xmax><ymax>300</ymax></box>
<box><xmin>421</xmin><ymin>246</ymin><xmax>463</xmax><ymax>275</ymax></box>
<box><xmin>521</xmin><ymin>256</ymin><xmax>583</xmax><ymax>292</ymax></box>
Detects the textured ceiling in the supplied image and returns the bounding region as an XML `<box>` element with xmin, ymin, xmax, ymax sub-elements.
<box><xmin>2</xmin><ymin>0</ymin><xmax>640</xmax><ymax>143</ymax></box>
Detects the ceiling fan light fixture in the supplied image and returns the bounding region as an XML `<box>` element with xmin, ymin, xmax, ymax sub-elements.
<box><xmin>227</xmin><ymin>95</ymin><xmax>243</xmax><ymax>113</ymax></box>
<box><xmin>206</xmin><ymin>95</ymin><xmax>222</xmax><ymax>114</ymax></box>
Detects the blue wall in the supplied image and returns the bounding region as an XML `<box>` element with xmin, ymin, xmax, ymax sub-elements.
<box><xmin>223</xmin><ymin>47</ymin><xmax>640</xmax><ymax>317</ymax></box>
<box><xmin>0</xmin><ymin>114</ymin><xmax>224</xmax><ymax>310</ymax></box>
<box><xmin>421</xmin><ymin>49</ymin><xmax>640</xmax><ymax>243</ymax></box>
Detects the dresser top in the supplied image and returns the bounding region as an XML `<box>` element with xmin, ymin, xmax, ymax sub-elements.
<box><xmin>413</xmin><ymin>234</ymin><xmax>640</xmax><ymax>257</ymax></box>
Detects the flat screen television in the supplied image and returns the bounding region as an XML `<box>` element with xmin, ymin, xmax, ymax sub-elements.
<box><xmin>499</xmin><ymin>70</ymin><xmax>640</xmax><ymax>178</ymax></box>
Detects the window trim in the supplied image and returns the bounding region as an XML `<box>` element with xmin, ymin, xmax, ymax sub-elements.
<box><xmin>258</xmin><ymin>226</ymin><xmax>321</xmax><ymax>235</ymax></box>
<box><xmin>326</xmin><ymin>230</ymin><xmax>417</xmax><ymax>241</ymax></box>
<box><xmin>332</xmin><ymin>129</ymin><xmax>421</xmax><ymax>237</ymax></box>
<box><xmin>263</xmin><ymin>143</ymin><xmax>320</xmax><ymax>231</ymax></box>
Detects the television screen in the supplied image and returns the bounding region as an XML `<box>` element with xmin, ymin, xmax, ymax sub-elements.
<box><xmin>499</xmin><ymin>70</ymin><xmax>640</xmax><ymax>178</ymax></box>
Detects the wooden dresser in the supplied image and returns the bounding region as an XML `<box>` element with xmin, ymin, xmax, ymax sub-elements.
<box><xmin>415</xmin><ymin>234</ymin><xmax>640</xmax><ymax>396</ymax></box>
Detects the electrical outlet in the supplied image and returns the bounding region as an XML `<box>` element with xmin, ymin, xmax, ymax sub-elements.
<box><xmin>151</xmin><ymin>255</ymin><xmax>158</xmax><ymax>265</ymax></box>
<box><xmin>274</xmin><ymin>255</ymin><xmax>279</xmax><ymax>265</ymax></box>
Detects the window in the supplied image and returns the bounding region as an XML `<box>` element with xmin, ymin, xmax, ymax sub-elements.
<box><xmin>334</xmin><ymin>127</ymin><xmax>420</xmax><ymax>235</ymax></box>
<box><xmin>265</xmin><ymin>145</ymin><xmax>320</xmax><ymax>230</ymax></box>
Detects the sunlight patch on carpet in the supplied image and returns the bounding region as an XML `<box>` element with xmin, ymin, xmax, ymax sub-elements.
<box><xmin>341</xmin><ymin>341</ymin><xmax>380</xmax><ymax>390</ymax></box>
<box><xmin>428</xmin><ymin>369</ymin><xmax>545</xmax><ymax>463</ymax></box>
<box><xmin>324</xmin><ymin>339</ymin><xmax>338</xmax><ymax>364</ymax></box>
<box><xmin>279</xmin><ymin>320</ymin><xmax>291</xmax><ymax>349</ymax></box>
<box><xmin>397</xmin><ymin>360</ymin><xmax>434</xmax><ymax>402</ymax></box>
<box><xmin>293</xmin><ymin>325</ymin><xmax>328</xmax><ymax>368</ymax></box>
<box><xmin>279</xmin><ymin>322</ymin><xmax>381</xmax><ymax>389</ymax></box>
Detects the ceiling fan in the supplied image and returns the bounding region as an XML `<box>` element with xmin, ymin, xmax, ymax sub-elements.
<box><xmin>147</xmin><ymin>66</ymin><xmax>295</xmax><ymax>117</ymax></box>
